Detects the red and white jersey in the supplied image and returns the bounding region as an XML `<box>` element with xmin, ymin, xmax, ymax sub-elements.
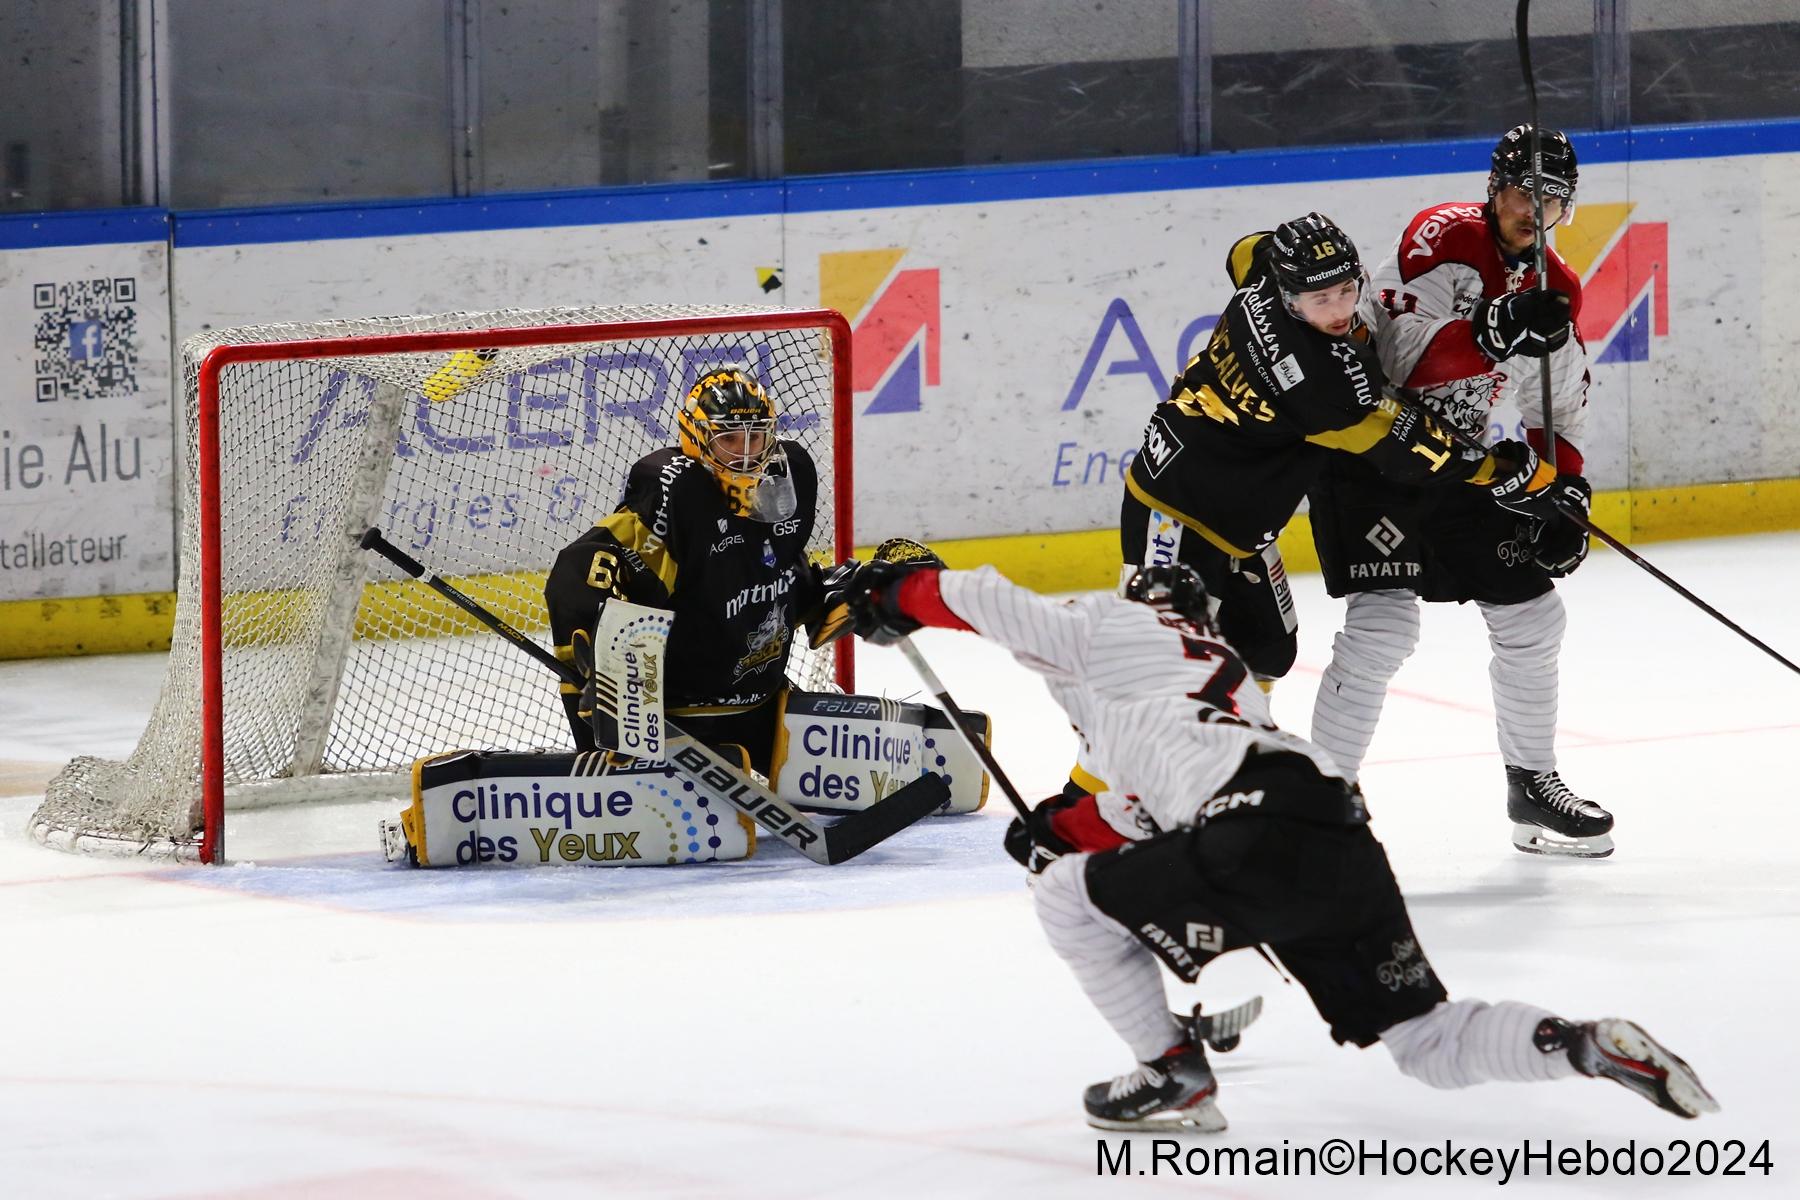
<box><xmin>1360</xmin><ymin>202</ymin><xmax>1591</xmax><ymax>473</ymax></box>
<box><xmin>936</xmin><ymin>567</ymin><xmax>1343</xmax><ymax>833</ymax></box>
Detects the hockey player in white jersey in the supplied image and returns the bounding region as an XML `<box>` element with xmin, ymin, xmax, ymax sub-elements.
<box><xmin>831</xmin><ymin>557</ymin><xmax>1716</xmax><ymax>1132</ymax></box>
<box><xmin>1307</xmin><ymin>125</ymin><xmax>1612</xmax><ymax>856</ymax></box>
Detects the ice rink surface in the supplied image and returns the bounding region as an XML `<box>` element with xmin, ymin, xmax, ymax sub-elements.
<box><xmin>2</xmin><ymin>533</ymin><xmax>1796</xmax><ymax>1198</ymax></box>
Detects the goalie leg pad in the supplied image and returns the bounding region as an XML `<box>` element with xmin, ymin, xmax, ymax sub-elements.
<box><xmin>393</xmin><ymin>749</ymin><xmax>755</xmax><ymax>867</ymax></box>
<box><xmin>769</xmin><ymin>690</ymin><xmax>991</xmax><ymax>815</ymax></box>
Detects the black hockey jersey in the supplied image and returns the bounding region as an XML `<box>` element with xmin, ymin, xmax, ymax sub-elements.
<box><xmin>1126</xmin><ymin>234</ymin><xmax>1490</xmax><ymax>558</ymax></box>
<box><xmin>546</xmin><ymin>444</ymin><xmax>821</xmax><ymax>745</ymax></box>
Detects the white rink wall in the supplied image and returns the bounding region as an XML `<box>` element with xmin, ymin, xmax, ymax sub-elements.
<box><xmin>3</xmin><ymin>123</ymin><xmax>1799</xmax><ymax>604</ymax></box>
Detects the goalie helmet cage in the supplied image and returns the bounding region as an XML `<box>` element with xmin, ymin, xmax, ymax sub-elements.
<box><xmin>31</xmin><ymin>305</ymin><xmax>854</xmax><ymax>864</ymax></box>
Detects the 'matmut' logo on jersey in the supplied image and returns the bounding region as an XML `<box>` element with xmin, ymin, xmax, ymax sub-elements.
<box><xmin>724</xmin><ymin>567</ymin><xmax>796</xmax><ymax>620</ymax></box>
<box><xmin>1328</xmin><ymin>341</ymin><xmax>1374</xmax><ymax>406</ymax></box>
<box><xmin>822</xmin><ymin>248</ymin><xmax>940</xmax><ymax>416</ymax></box>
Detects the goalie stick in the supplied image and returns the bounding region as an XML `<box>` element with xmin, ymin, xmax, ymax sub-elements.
<box><xmin>359</xmin><ymin>528</ymin><xmax>948</xmax><ymax>863</ymax></box>
<box><xmin>1382</xmin><ymin>394</ymin><xmax>1800</xmax><ymax>677</ymax></box>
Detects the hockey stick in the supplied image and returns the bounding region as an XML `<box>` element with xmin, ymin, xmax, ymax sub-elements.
<box><xmin>895</xmin><ymin>636</ymin><xmax>1032</xmax><ymax>821</ymax></box>
<box><xmin>1516</xmin><ymin>0</ymin><xmax>1557</xmax><ymax>467</ymax></box>
<box><xmin>359</xmin><ymin>527</ymin><xmax>948</xmax><ymax>863</ymax></box>
<box><xmin>1383</xmin><ymin>395</ymin><xmax>1800</xmax><ymax>677</ymax></box>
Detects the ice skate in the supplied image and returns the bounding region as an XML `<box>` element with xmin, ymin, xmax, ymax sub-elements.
<box><xmin>1506</xmin><ymin>767</ymin><xmax>1613</xmax><ymax>858</ymax></box>
<box><xmin>1082</xmin><ymin>1042</ymin><xmax>1225</xmax><ymax>1132</ymax></box>
<box><xmin>1536</xmin><ymin>1017</ymin><xmax>1719</xmax><ymax>1118</ymax></box>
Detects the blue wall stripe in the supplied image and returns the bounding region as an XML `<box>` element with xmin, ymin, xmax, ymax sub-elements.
<box><xmin>9</xmin><ymin>116</ymin><xmax>1799</xmax><ymax>250</ymax></box>
<box><xmin>173</xmin><ymin>180</ymin><xmax>788</xmax><ymax>247</ymax></box>
<box><xmin>0</xmin><ymin>207</ymin><xmax>170</xmax><ymax>250</ymax></box>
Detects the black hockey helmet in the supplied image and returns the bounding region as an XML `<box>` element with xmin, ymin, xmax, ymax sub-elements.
<box><xmin>1489</xmin><ymin>124</ymin><xmax>1579</xmax><ymax>214</ymax></box>
<box><xmin>1124</xmin><ymin>563</ymin><xmax>1211</xmax><ymax>627</ymax></box>
<box><xmin>1267</xmin><ymin>212</ymin><xmax>1363</xmax><ymax>296</ymax></box>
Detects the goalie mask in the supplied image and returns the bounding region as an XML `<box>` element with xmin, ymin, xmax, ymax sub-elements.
<box><xmin>677</xmin><ymin>368</ymin><xmax>797</xmax><ymax>522</ymax></box>
<box><xmin>1124</xmin><ymin>563</ymin><xmax>1213</xmax><ymax>629</ymax></box>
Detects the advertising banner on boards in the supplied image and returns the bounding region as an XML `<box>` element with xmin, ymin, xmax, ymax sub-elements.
<box><xmin>0</xmin><ymin>227</ymin><xmax>173</xmax><ymax>601</ymax></box>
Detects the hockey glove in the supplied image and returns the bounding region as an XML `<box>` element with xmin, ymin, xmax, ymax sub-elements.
<box><xmin>1472</xmin><ymin>289</ymin><xmax>1572</xmax><ymax>361</ymax></box>
<box><xmin>1004</xmin><ymin>796</ymin><xmax>1081</xmax><ymax>874</ymax></box>
<box><xmin>838</xmin><ymin>540</ymin><xmax>948</xmax><ymax>646</ymax></box>
<box><xmin>1004</xmin><ymin>792</ymin><xmax>1136</xmax><ymax>873</ymax></box>
<box><xmin>802</xmin><ymin>560</ymin><xmax>859</xmax><ymax>648</ymax></box>
<box><xmin>842</xmin><ymin>559</ymin><xmax>929</xmax><ymax>645</ymax></box>
<box><xmin>1484</xmin><ymin>439</ymin><xmax>1562</xmax><ymax>521</ymax></box>
<box><xmin>1531</xmin><ymin>475</ymin><xmax>1593</xmax><ymax>577</ymax></box>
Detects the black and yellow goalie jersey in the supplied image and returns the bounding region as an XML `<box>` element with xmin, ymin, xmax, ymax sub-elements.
<box><xmin>545</xmin><ymin>443</ymin><xmax>822</xmax><ymax>747</ymax></box>
<box><xmin>1125</xmin><ymin>232</ymin><xmax>1494</xmax><ymax>559</ymax></box>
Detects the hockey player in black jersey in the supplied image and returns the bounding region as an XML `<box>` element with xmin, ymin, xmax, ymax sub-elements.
<box><xmin>1121</xmin><ymin>211</ymin><xmax>1565</xmax><ymax>688</ymax></box>
<box><xmin>545</xmin><ymin>368</ymin><xmax>825</xmax><ymax>774</ymax></box>
<box><xmin>1307</xmin><ymin>127</ymin><xmax>1611</xmax><ymax>857</ymax></box>
<box><xmin>834</xmin><ymin>556</ymin><xmax>1717</xmax><ymax>1133</ymax></box>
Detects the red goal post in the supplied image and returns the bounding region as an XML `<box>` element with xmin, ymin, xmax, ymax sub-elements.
<box><xmin>35</xmin><ymin>305</ymin><xmax>854</xmax><ymax>864</ymax></box>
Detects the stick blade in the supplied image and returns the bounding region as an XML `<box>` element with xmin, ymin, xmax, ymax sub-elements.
<box><xmin>822</xmin><ymin>772</ymin><xmax>952</xmax><ymax>864</ymax></box>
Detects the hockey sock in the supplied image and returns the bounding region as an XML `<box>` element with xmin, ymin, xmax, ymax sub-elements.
<box><xmin>1479</xmin><ymin>590</ymin><xmax>1566</xmax><ymax>771</ymax></box>
<box><xmin>1034</xmin><ymin>855</ymin><xmax>1183</xmax><ymax>1062</ymax></box>
<box><xmin>1382</xmin><ymin>998</ymin><xmax>1578</xmax><ymax>1088</ymax></box>
<box><xmin>1309</xmin><ymin>589</ymin><xmax>1420</xmax><ymax>782</ymax></box>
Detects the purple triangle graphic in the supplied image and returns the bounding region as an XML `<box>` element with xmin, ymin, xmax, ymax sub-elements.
<box><xmin>863</xmin><ymin>343</ymin><xmax>922</xmax><ymax>414</ymax></box>
<box><xmin>1596</xmin><ymin>293</ymin><xmax>1653</xmax><ymax>364</ymax></box>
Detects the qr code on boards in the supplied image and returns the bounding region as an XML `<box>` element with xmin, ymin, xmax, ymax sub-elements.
<box><xmin>32</xmin><ymin>278</ymin><xmax>139</xmax><ymax>402</ymax></box>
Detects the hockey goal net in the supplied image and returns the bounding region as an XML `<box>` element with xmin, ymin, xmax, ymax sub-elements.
<box><xmin>32</xmin><ymin>305</ymin><xmax>853</xmax><ymax>863</ymax></box>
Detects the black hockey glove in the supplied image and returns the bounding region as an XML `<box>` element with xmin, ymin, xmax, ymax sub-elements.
<box><xmin>837</xmin><ymin>540</ymin><xmax>947</xmax><ymax>646</ymax></box>
<box><xmin>842</xmin><ymin>559</ymin><xmax>929</xmax><ymax>645</ymax></box>
<box><xmin>1003</xmin><ymin>795</ymin><xmax>1081</xmax><ymax>874</ymax></box>
<box><xmin>800</xmin><ymin>560</ymin><xmax>858</xmax><ymax>648</ymax></box>
<box><xmin>1472</xmin><ymin>289</ymin><xmax>1572</xmax><ymax>361</ymax></box>
<box><xmin>1531</xmin><ymin>475</ymin><xmax>1593</xmax><ymax>577</ymax></box>
<box><xmin>1484</xmin><ymin>439</ymin><xmax>1562</xmax><ymax>521</ymax></box>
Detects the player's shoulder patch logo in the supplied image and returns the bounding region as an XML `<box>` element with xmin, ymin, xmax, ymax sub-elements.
<box><xmin>1139</xmin><ymin>413</ymin><xmax>1185</xmax><ymax>479</ymax></box>
<box><xmin>1272</xmin><ymin>353</ymin><xmax>1305</xmax><ymax>391</ymax></box>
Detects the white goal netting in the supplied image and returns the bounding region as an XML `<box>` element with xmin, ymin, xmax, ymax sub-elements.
<box><xmin>32</xmin><ymin>305</ymin><xmax>850</xmax><ymax>861</ymax></box>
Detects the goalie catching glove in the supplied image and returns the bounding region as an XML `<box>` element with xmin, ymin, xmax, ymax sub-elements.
<box><xmin>809</xmin><ymin>538</ymin><xmax>946</xmax><ymax>647</ymax></box>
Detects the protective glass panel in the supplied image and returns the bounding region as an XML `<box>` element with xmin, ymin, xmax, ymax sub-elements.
<box><xmin>783</xmin><ymin>0</ymin><xmax>1179</xmax><ymax>174</ymax></box>
<box><xmin>167</xmin><ymin>0</ymin><xmax>453</xmax><ymax>208</ymax></box>
<box><xmin>1209</xmin><ymin>0</ymin><xmax>1594</xmax><ymax>150</ymax></box>
<box><xmin>473</xmin><ymin>0</ymin><xmax>749</xmax><ymax>191</ymax></box>
<box><xmin>1630</xmin><ymin>1</ymin><xmax>1800</xmax><ymax>124</ymax></box>
<box><xmin>0</xmin><ymin>0</ymin><xmax>125</xmax><ymax>211</ymax></box>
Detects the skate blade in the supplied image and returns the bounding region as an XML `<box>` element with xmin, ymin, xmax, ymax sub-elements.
<box><xmin>1601</xmin><ymin>1020</ymin><xmax>1721</xmax><ymax>1118</ymax></box>
<box><xmin>1086</xmin><ymin>1099</ymin><xmax>1228</xmax><ymax>1134</ymax></box>
<box><xmin>1512</xmin><ymin>823</ymin><xmax>1614</xmax><ymax>858</ymax></box>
